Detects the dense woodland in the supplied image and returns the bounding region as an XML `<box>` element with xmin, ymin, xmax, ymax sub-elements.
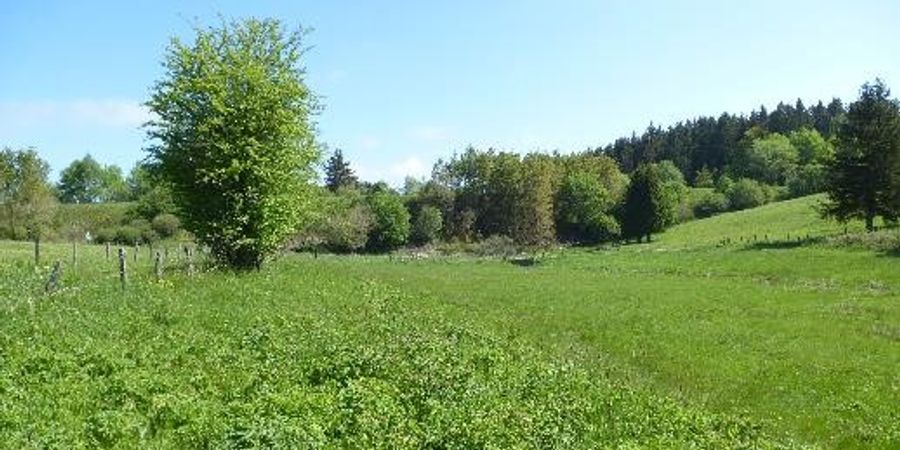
<box><xmin>5</xmin><ymin>80</ymin><xmax>900</xmax><ymax>257</ymax></box>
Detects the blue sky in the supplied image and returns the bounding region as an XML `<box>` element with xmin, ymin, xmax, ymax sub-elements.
<box><xmin>2</xmin><ymin>0</ymin><xmax>899</xmax><ymax>185</ymax></box>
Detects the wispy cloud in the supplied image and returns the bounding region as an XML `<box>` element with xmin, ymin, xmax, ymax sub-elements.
<box><xmin>389</xmin><ymin>156</ymin><xmax>429</xmax><ymax>178</ymax></box>
<box><xmin>355</xmin><ymin>155</ymin><xmax>432</xmax><ymax>187</ymax></box>
<box><xmin>408</xmin><ymin>125</ymin><xmax>452</xmax><ymax>143</ymax></box>
<box><xmin>0</xmin><ymin>99</ymin><xmax>152</xmax><ymax>128</ymax></box>
<box><xmin>359</xmin><ymin>135</ymin><xmax>381</xmax><ymax>151</ymax></box>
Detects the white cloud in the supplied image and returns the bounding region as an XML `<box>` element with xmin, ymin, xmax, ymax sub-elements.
<box><xmin>354</xmin><ymin>156</ymin><xmax>432</xmax><ymax>187</ymax></box>
<box><xmin>0</xmin><ymin>99</ymin><xmax>152</xmax><ymax>128</ymax></box>
<box><xmin>389</xmin><ymin>156</ymin><xmax>429</xmax><ymax>178</ymax></box>
<box><xmin>408</xmin><ymin>125</ymin><xmax>451</xmax><ymax>143</ymax></box>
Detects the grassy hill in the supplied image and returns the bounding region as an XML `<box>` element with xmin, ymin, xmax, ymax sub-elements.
<box><xmin>1</xmin><ymin>197</ymin><xmax>898</xmax><ymax>448</ymax></box>
<box><xmin>659</xmin><ymin>194</ymin><xmax>871</xmax><ymax>248</ymax></box>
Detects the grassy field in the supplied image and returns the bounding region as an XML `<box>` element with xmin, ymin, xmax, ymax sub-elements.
<box><xmin>1</xmin><ymin>195</ymin><xmax>898</xmax><ymax>448</ymax></box>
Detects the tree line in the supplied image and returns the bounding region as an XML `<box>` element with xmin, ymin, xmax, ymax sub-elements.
<box><xmin>3</xmin><ymin>17</ymin><xmax>899</xmax><ymax>269</ymax></box>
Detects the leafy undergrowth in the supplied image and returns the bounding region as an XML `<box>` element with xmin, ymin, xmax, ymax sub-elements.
<box><xmin>0</xmin><ymin>257</ymin><xmax>804</xmax><ymax>449</ymax></box>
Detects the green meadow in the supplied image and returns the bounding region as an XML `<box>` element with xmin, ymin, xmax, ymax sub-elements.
<box><xmin>1</xmin><ymin>195</ymin><xmax>898</xmax><ymax>449</ymax></box>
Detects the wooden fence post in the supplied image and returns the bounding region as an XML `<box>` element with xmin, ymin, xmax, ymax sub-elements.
<box><xmin>44</xmin><ymin>261</ymin><xmax>62</xmax><ymax>293</ymax></box>
<box><xmin>105</xmin><ymin>242</ymin><xmax>110</xmax><ymax>261</ymax></box>
<box><xmin>134</xmin><ymin>244</ymin><xmax>139</xmax><ymax>263</ymax></box>
<box><xmin>118</xmin><ymin>247</ymin><xmax>127</xmax><ymax>290</ymax></box>
<box><xmin>72</xmin><ymin>242</ymin><xmax>77</xmax><ymax>266</ymax></box>
<box><xmin>187</xmin><ymin>247</ymin><xmax>195</xmax><ymax>276</ymax></box>
<box><xmin>34</xmin><ymin>236</ymin><xmax>40</xmax><ymax>266</ymax></box>
<box><xmin>154</xmin><ymin>251</ymin><xmax>163</xmax><ymax>281</ymax></box>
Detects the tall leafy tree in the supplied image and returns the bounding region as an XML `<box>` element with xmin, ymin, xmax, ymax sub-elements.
<box><xmin>823</xmin><ymin>79</ymin><xmax>900</xmax><ymax>231</ymax></box>
<box><xmin>126</xmin><ymin>163</ymin><xmax>177</xmax><ymax>220</ymax></box>
<box><xmin>555</xmin><ymin>171</ymin><xmax>618</xmax><ymax>244</ymax></box>
<box><xmin>0</xmin><ymin>147</ymin><xmax>57</xmax><ymax>248</ymax></box>
<box><xmin>146</xmin><ymin>18</ymin><xmax>320</xmax><ymax>268</ymax></box>
<box><xmin>366</xmin><ymin>190</ymin><xmax>410</xmax><ymax>251</ymax></box>
<box><xmin>324</xmin><ymin>148</ymin><xmax>358</xmax><ymax>192</ymax></box>
<box><xmin>57</xmin><ymin>155</ymin><xmax>129</xmax><ymax>203</ymax></box>
<box><xmin>621</xmin><ymin>164</ymin><xmax>675</xmax><ymax>242</ymax></box>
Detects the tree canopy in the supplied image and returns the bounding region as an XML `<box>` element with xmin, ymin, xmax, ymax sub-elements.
<box><xmin>57</xmin><ymin>155</ymin><xmax>129</xmax><ymax>203</ymax></box>
<box><xmin>823</xmin><ymin>79</ymin><xmax>900</xmax><ymax>231</ymax></box>
<box><xmin>145</xmin><ymin>18</ymin><xmax>320</xmax><ymax>268</ymax></box>
<box><xmin>324</xmin><ymin>148</ymin><xmax>359</xmax><ymax>192</ymax></box>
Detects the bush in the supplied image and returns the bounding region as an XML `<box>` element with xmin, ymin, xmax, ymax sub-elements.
<box><xmin>726</xmin><ymin>178</ymin><xmax>767</xmax><ymax>211</ymax></box>
<box><xmin>410</xmin><ymin>205</ymin><xmax>443</xmax><ymax>246</ymax></box>
<box><xmin>692</xmin><ymin>190</ymin><xmax>729</xmax><ymax>218</ymax></box>
<box><xmin>151</xmin><ymin>213</ymin><xmax>181</xmax><ymax>238</ymax></box>
<box><xmin>114</xmin><ymin>226</ymin><xmax>142</xmax><ymax>246</ymax></box>
<box><xmin>366</xmin><ymin>191</ymin><xmax>411</xmax><ymax>252</ymax></box>
<box><xmin>474</xmin><ymin>234</ymin><xmax>519</xmax><ymax>257</ymax></box>
<box><xmin>555</xmin><ymin>172</ymin><xmax>619</xmax><ymax>245</ymax></box>
<box><xmin>787</xmin><ymin>164</ymin><xmax>827</xmax><ymax>198</ymax></box>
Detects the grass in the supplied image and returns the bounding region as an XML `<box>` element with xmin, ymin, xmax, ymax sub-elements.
<box><xmin>1</xmin><ymin>195</ymin><xmax>898</xmax><ymax>448</ymax></box>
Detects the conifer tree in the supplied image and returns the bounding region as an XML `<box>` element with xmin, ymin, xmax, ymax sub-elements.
<box><xmin>324</xmin><ymin>149</ymin><xmax>358</xmax><ymax>192</ymax></box>
<box><xmin>824</xmin><ymin>79</ymin><xmax>900</xmax><ymax>231</ymax></box>
<box><xmin>621</xmin><ymin>164</ymin><xmax>675</xmax><ymax>242</ymax></box>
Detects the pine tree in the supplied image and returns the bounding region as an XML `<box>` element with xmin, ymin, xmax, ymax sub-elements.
<box><xmin>823</xmin><ymin>80</ymin><xmax>900</xmax><ymax>231</ymax></box>
<box><xmin>324</xmin><ymin>149</ymin><xmax>358</xmax><ymax>192</ymax></box>
<box><xmin>621</xmin><ymin>164</ymin><xmax>674</xmax><ymax>242</ymax></box>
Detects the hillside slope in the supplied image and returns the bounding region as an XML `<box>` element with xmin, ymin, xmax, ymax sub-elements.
<box><xmin>659</xmin><ymin>194</ymin><xmax>870</xmax><ymax>248</ymax></box>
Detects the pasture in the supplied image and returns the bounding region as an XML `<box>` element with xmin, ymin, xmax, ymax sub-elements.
<box><xmin>1</xmin><ymin>195</ymin><xmax>898</xmax><ymax>448</ymax></box>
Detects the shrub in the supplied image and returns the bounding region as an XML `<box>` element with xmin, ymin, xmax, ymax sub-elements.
<box><xmin>151</xmin><ymin>213</ymin><xmax>181</xmax><ymax>238</ymax></box>
<box><xmin>692</xmin><ymin>190</ymin><xmax>729</xmax><ymax>218</ymax></box>
<box><xmin>410</xmin><ymin>205</ymin><xmax>443</xmax><ymax>246</ymax></box>
<box><xmin>366</xmin><ymin>191</ymin><xmax>410</xmax><ymax>252</ymax></box>
<box><xmin>114</xmin><ymin>226</ymin><xmax>142</xmax><ymax>246</ymax></box>
<box><xmin>726</xmin><ymin>178</ymin><xmax>767</xmax><ymax>211</ymax></box>
<box><xmin>787</xmin><ymin>164</ymin><xmax>827</xmax><ymax>198</ymax></box>
<box><xmin>555</xmin><ymin>172</ymin><xmax>619</xmax><ymax>244</ymax></box>
<box><xmin>474</xmin><ymin>234</ymin><xmax>519</xmax><ymax>257</ymax></box>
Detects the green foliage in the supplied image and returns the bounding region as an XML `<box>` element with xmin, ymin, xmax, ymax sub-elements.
<box><xmin>515</xmin><ymin>154</ymin><xmax>557</xmax><ymax>245</ymax></box>
<box><xmin>0</xmin><ymin>147</ymin><xmax>58</xmax><ymax>241</ymax></box>
<box><xmin>473</xmin><ymin>234</ymin><xmax>519</xmax><ymax>257</ymax></box>
<box><xmin>555</xmin><ymin>171</ymin><xmax>619</xmax><ymax>244</ymax></box>
<box><xmin>410</xmin><ymin>205</ymin><xmax>443</xmax><ymax>245</ymax></box>
<box><xmin>742</xmin><ymin>133</ymin><xmax>799</xmax><ymax>185</ymax></box>
<box><xmin>621</xmin><ymin>164</ymin><xmax>677</xmax><ymax>241</ymax></box>
<box><xmin>0</xmin><ymin>243</ymin><xmax>819</xmax><ymax>448</ymax></box>
<box><xmin>789</xmin><ymin>128</ymin><xmax>834</xmax><ymax>165</ymax></box>
<box><xmin>127</xmin><ymin>163</ymin><xmax>177</xmax><ymax>220</ymax></box>
<box><xmin>146</xmin><ymin>18</ymin><xmax>319</xmax><ymax>269</ymax></box>
<box><xmin>726</xmin><ymin>178</ymin><xmax>768</xmax><ymax>211</ymax></box>
<box><xmin>693</xmin><ymin>165</ymin><xmax>716</xmax><ymax>188</ymax></box>
<box><xmin>294</xmin><ymin>188</ymin><xmax>373</xmax><ymax>252</ymax></box>
<box><xmin>691</xmin><ymin>189</ymin><xmax>730</xmax><ymax>218</ymax></box>
<box><xmin>57</xmin><ymin>154</ymin><xmax>129</xmax><ymax>203</ymax></box>
<box><xmin>365</xmin><ymin>191</ymin><xmax>410</xmax><ymax>251</ymax></box>
<box><xmin>787</xmin><ymin>163</ymin><xmax>828</xmax><ymax>198</ymax></box>
<box><xmin>324</xmin><ymin>148</ymin><xmax>358</xmax><ymax>192</ymax></box>
<box><xmin>151</xmin><ymin>213</ymin><xmax>182</xmax><ymax>238</ymax></box>
<box><xmin>823</xmin><ymin>79</ymin><xmax>900</xmax><ymax>231</ymax></box>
